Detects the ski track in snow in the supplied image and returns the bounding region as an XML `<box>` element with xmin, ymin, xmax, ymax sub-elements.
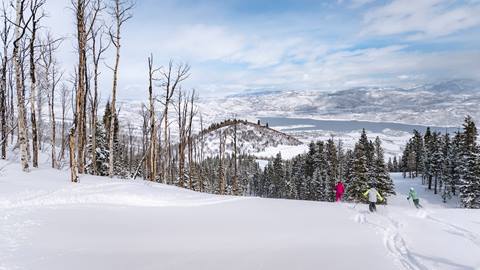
<box><xmin>351</xmin><ymin>208</ymin><xmax>428</xmax><ymax>270</ymax></box>
<box><xmin>424</xmin><ymin>213</ymin><xmax>480</xmax><ymax>248</ymax></box>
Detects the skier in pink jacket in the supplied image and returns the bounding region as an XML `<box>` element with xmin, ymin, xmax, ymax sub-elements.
<box><xmin>335</xmin><ymin>181</ymin><xmax>345</xmax><ymax>202</ymax></box>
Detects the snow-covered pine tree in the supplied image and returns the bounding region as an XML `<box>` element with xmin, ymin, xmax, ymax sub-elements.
<box><xmin>346</xmin><ymin>141</ymin><xmax>369</xmax><ymax>202</ymax></box>
<box><xmin>451</xmin><ymin>131</ymin><xmax>463</xmax><ymax>196</ymax></box>
<box><xmin>305</xmin><ymin>141</ymin><xmax>316</xmax><ymax>178</ymax></box>
<box><xmin>387</xmin><ymin>157</ymin><xmax>393</xmax><ymax>172</ymax></box>
<box><xmin>271</xmin><ymin>152</ymin><xmax>285</xmax><ymax>198</ymax></box>
<box><xmin>393</xmin><ymin>156</ymin><xmax>399</xmax><ymax>172</ymax></box>
<box><xmin>458</xmin><ymin>116</ymin><xmax>480</xmax><ymax>208</ymax></box>
<box><xmin>86</xmin><ymin>121</ymin><xmax>109</xmax><ymax>176</ymax></box>
<box><xmin>431</xmin><ymin>132</ymin><xmax>444</xmax><ymax>194</ymax></box>
<box><xmin>412</xmin><ymin>130</ymin><xmax>424</xmax><ymax>177</ymax></box>
<box><xmin>423</xmin><ymin>127</ymin><xmax>433</xmax><ymax>186</ymax></box>
<box><xmin>373</xmin><ymin>136</ymin><xmax>395</xmax><ymax>199</ymax></box>
<box><xmin>325</xmin><ymin>138</ymin><xmax>338</xmax><ymax>202</ymax></box>
<box><xmin>441</xmin><ymin>132</ymin><xmax>454</xmax><ymax>202</ymax></box>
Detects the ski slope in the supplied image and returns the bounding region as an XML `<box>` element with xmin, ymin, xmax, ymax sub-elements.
<box><xmin>1</xmin><ymin>161</ymin><xmax>479</xmax><ymax>270</ymax></box>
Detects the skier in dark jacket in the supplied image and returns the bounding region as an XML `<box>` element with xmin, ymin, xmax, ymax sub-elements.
<box><xmin>407</xmin><ymin>187</ymin><xmax>422</xmax><ymax>208</ymax></box>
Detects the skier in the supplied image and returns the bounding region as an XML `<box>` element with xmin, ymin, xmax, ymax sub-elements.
<box><xmin>407</xmin><ymin>187</ymin><xmax>422</xmax><ymax>208</ymax></box>
<box><xmin>335</xmin><ymin>181</ymin><xmax>345</xmax><ymax>202</ymax></box>
<box><xmin>363</xmin><ymin>184</ymin><xmax>384</xmax><ymax>212</ymax></box>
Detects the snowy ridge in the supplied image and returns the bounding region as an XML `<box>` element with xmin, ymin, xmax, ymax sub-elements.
<box><xmin>199</xmin><ymin>120</ymin><xmax>302</xmax><ymax>157</ymax></box>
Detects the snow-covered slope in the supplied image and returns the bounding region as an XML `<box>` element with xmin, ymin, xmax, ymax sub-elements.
<box><xmin>1</xmin><ymin>161</ymin><xmax>479</xmax><ymax>270</ymax></box>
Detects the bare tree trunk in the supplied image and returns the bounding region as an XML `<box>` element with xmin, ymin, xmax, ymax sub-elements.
<box><xmin>0</xmin><ymin>8</ymin><xmax>10</xmax><ymax>160</ymax></box>
<box><xmin>89</xmin><ymin>13</ymin><xmax>107</xmax><ymax>175</ymax></box>
<box><xmin>186</xmin><ymin>90</ymin><xmax>196</xmax><ymax>189</ymax></box>
<box><xmin>28</xmin><ymin>0</ymin><xmax>45</xmax><ymax>168</ymax></box>
<box><xmin>147</xmin><ymin>55</ymin><xmax>157</xmax><ymax>181</ymax></box>
<box><xmin>72</xmin><ymin>0</ymin><xmax>88</xmax><ymax>180</ymax></box>
<box><xmin>13</xmin><ymin>0</ymin><xmax>30</xmax><ymax>172</ymax></box>
<box><xmin>218</xmin><ymin>130</ymin><xmax>226</xmax><ymax>195</ymax></box>
<box><xmin>59</xmin><ymin>84</ymin><xmax>69</xmax><ymax>162</ymax></box>
<box><xmin>232</xmin><ymin>119</ymin><xmax>239</xmax><ymax>195</ymax></box>
<box><xmin>160</xmin><ymin>61</ymin><xmax>190</xmax><ymax>184</ymax></box>
<box><xmin>107</xmin><ymin>0</ymin><xmax>133</xmax><ymax>177</ymax></box>
<box><xmin>69</xmin><ymin>127</ymin><xmax>78</xmax><ymax>182</ymax></box>
<box><xmin>0</xmin><ymin>9</ymin><xmax>9</xmax><ymax>159</ymax></box>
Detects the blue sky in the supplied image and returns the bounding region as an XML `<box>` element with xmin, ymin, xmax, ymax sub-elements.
<box><xmin>45</xmin><ymin>0</ymin><xmax>480</xmax><ymax>99</ymax></box>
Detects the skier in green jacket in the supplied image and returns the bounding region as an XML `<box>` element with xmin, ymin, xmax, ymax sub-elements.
<box><xmin>407</xmin><ymin>187</ymin><xmax>422</xmax><ymax>208</ymax></box>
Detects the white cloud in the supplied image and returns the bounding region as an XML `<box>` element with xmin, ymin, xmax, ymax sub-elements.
<box><xmin>349</xmin><ymin>0</ymin><xmax>375</xmax><ymax>8</ymax></box>
<box><xmin>161</xmin><ymin>24</ymin><xmax>245</xmax><ymax>62</ymax></box>
<box><xmin>361</xmin><ymin>0</ymin><xmax>480</xmax><ymax>39</ymax></box>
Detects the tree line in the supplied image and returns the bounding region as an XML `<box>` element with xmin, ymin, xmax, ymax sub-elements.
<box><xmin>254</xmin><ymin>130</ymin><xmax>395</xmax><ymax>203</ymax></box>
<box><xmin>400</xmin><ymin>116</ymin><xmax>480</xmax><ymax>208</ymax></box>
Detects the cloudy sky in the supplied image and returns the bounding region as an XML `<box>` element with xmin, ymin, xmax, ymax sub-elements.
<box><xmin>43</xmin><ymin>0</ymin><xmax>480</xmax><ymax>99</ymax></box>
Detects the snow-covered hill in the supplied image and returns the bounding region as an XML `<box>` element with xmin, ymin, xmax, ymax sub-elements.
<box><xmin>199</xmin><ymin>120</ymin><xmax>302</xmax><ymax>157</ymax></box>
<box><xmin>1</xmin><ymin>161</ymin><xmax>479</xmax><ymax>270</ymax></box>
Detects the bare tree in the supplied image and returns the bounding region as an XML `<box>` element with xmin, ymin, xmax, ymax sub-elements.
<box><xmin>146</xmin><ymin>55</ymin><xmax>160</xmax><ymax>181</ymax></box>
<box><xmin>59</xmin><ymin>83</ymin><xmax>71</xmax><ymax>163</ymax></box>
<box><xmin>175</xmin><ymin>88</ymin><xmax>188</xmax><ymax>187</ymax></box>
<box><xmin>107</xmin><ymin>0</ymin><xmax>133</xmax><ymax>177</ymax></box>
<box><xmin>159</xmin><ymin>61</ymin><xmax>190</xmax><ymax>183</ymax></box>
<box><xmin>186</xmin><ymin>90</ymin><xmax>197</xmax><ymax>189</ymax></box>
<box><xmin>87</xmin><ymin>0</ymin><xmax>108</xmax><ymax>175</ymax></box>
<box><xmin>0</xmin><ymin>5</ymin><xmax>11</xmax><ymax>159</ymax></box>
<box><xmin>27</xmin><ymin>0</ymin><xmax>46</xmax><ymax>168</ymax></box>
<box><xmin>12</xmin><ymin>0</ymin><xmax>33</xmax><ymax>172</ymax></box>
<box><xmin>70</xmin><ymin>0</ymin><xmax>88</xmax><ymax>182</ymax></box>
<box><xmin>218</xmin><ymin>129</ymin><xmax>226</xmax><ymax>195</ymax></box>
<box><xmin>232</xmin><ymin>118</ymin><xmax>239</xmax><ymax>195</ymax></box>
<box><xmin>40</xmin><ymin>33</ymin><xmax>62</xmax><ymax>169</ymax></box>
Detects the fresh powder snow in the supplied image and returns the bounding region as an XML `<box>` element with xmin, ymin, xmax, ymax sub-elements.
<box><xmin>1</xmin><ymin>160</ymin><xmax>479</xmax><ymax>270</ymax></box>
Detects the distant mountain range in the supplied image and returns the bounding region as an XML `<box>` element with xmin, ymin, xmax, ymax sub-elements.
<box><xmin>198</xmin><ymin>79</ymin><xmax>480</xmax><ymax>127</ymax></box>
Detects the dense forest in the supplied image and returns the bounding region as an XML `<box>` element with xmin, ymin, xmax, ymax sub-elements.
<box><xmin>400</xmin><ymin>116</ymin><xmax>480</xmax><ymax>208</ymax></box>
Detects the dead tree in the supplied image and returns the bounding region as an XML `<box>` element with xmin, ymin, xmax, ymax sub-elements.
<box><xmin>232</xmin><ymin>118</ymin><xmax>239</xmax><ymax>195</ymax></box>
<box><xmin>218</xmin><ymin>129</ymin><xmax>226</xmax><ymax>195</ymax></box>
<box><xmin>186</xmin><ymin>90</ymin><xmax>197</xmax><ymax>189</ymax></box>
<box><xmin>87</xmin><ymin>1</ymin><xmax>108</xmax><ymax>175</ymax></box>
<box><xmin>59</xmin><ymin>83</ymin><xmax>71</xmax><ymax>163</ymax></box>
<box><xmin>175</xmin><ymin>89</ymin><xmax>188</xmax><ymax>187</ymax></box>
<box><xmin>70</xmin><ymin>0</ymin><xmax>89</xmax><ymax>181</ymax></box>
<box><xmin>0</xmin><ymin>5</ymin><xmax>11</xmax><ymax>159</ymax></box>
<box><xmin>147</xmin><ymin>55</ymin><xmax>159</xmax><ymax>181</ymax></box>
<box><xmin>107</xmin><ymin>0</ymin><xmax>133</xmax><ymax>177</ymax></box>
<box><xmin>40</xmin><ymin>33</ymin><xmax>62</xmax><ymax>169</ymax></box>
<box><xmin>159</xmin><ymin>61</ymin><xmax>190</xmax><ymax>184</ymax></box>
<box><xmin>12</xmin><ymin>0</ymin><xmax>33</xmax><ymax>172</ymax></box>
<box><xmin>27</xmin><ymin>0</ymin><xmax>46</xmax><ymax>168</ymax></box>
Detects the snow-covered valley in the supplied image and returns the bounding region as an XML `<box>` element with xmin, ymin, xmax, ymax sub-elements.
<box><xmin>1</xmin><ymin>161</ymin><xmax>479</xmax><ymax>270</ymax></box>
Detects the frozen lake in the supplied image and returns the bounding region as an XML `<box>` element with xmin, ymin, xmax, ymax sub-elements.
<box><xmin>259</xmin><ymin>117</ymin><xmax>457</xmax><ymax>134</ymax></box>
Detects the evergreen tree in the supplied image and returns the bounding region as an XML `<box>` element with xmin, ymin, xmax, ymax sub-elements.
<box><xmin>441</xmin><ymin>133</ymin><xmax>454</xmax><ymax>202</ymax></box>
<box><xmin>86</xmin><ymin>121</ymin><xmax>109</xmax><ymax>176</ymax></box>
<box><xmin>325</xmin><ymin>138</ymin><xmax>338</xmax><ymax>202</ymax></box>
<box><xmin>271</xmin><ymin>152</ymin><xmax>285</xmax><ymax>198</ymax></box>
<box><xmin>373</xmin><ymin>137</ymin><xmax>395</xmax><ymax>198</ymax></box>
<box><xmin>346</xmin><ymin>141</ymin><xmax>369</xmax><ymax>202</ymax></box>
<box><xmin>459</xmin><ymin>116</ymin><xmax>480</xmax><ymax>208</ymax></box>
